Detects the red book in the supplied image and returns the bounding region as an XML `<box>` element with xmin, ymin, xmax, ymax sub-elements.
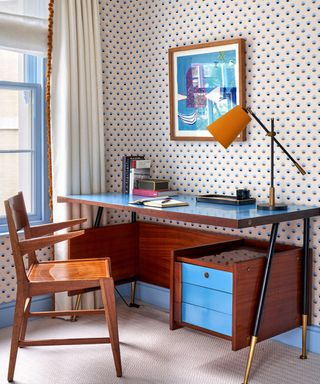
<box><xmin>132</xmin><ymin>188</ymin><xmax>178</xmax><ymax>197</ymax></box>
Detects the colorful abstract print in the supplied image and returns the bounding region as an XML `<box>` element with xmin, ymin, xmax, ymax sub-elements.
<box><xmin>176</xmin><ymin>49</ymin><xmax>238</xmax><ymax>132</ymax></box>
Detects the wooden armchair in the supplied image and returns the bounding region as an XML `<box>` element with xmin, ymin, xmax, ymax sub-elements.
<box><xmin>4</xmin><ymin>192</ymin><xmax>122</xmax><ymax>382</ymax></box>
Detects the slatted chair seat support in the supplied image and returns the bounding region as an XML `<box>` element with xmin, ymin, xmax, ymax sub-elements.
<box><xmin>5</xmin><ymin>192</ymin><xmax>122</xmax><ymax>382</ymax></box>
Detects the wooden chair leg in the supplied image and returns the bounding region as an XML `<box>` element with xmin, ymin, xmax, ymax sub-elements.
<box><xmin>8</xmin><ymin>292</ymin><xmax>27</xmax><ymax>382</ymax></box>
<box><xmin>19</xmin><ymin>297</ymin><xmax>31</xmax><ymax>342</ymax></box>
<box><xmin>100</xmin><ymin>278</ymin><xmax>122</xmax><ymax>377</ymax></box>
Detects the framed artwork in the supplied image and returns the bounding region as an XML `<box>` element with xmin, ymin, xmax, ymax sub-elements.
<box><xmin>169</xmin><ymin>39</ymin><xmax>246</xmax><ymax>141</ymax></box>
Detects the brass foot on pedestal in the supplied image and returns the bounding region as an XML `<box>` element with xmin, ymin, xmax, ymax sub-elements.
<box><xmin>242</xmin><ymin>336</ymin><xmax>258</xmax><ymax>384</ymax></box>
<box><xmin>130</xmin><ymin>281</ymin><xmax>139</xmax><ymax>307</ymax></box>
<box><xmin>300</xmin><ymin>314</ymin><xmax>308</xmax><ymax>360</ymax></box>
<box><xmin>71</xmin><ymin>294</ymin><xmax>81</xmax><ymax>322</ymax></box>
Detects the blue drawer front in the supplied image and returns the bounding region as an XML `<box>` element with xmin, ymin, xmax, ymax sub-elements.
<box><xmin>182</xmin><ymin>283</ymin><xmax>232</xmax><ymax>315</ymax></box>
<box><xmin>182</xmin><ymin>302</ymin><xmax>232</xmax><ymax>336</ymax></box>
<box><xmin>182</xmin><ymin>263</ymin><xmax>232</xmax><ymax>293</ymax></box>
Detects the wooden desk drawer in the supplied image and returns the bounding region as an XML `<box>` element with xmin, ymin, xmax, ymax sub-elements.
<box><xmin>181</xmin><ymin>263</ymin><xmax>232</xmax><ymax>293</ymax></box>
<box><xmin>182</xmin><ymin>283</ymin><xmax>232</xmax><ymax>315</ymax></box>
<box><xmin>182</xmin><ymin>303</ymin><xmax>232</xmax><ymax>336</ymax></box>
<box><xmin>171</xmin><ymin>239</ymin><xmax>303</xmax><ymax>350</ymax></box>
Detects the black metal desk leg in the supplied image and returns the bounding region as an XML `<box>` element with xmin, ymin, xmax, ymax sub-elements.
<box><xmin>71</xmin><ymin>206</ymin><xmax>104</xmax><ymax>322</ymax></box>
<box><xmin>111</xmin><ymin>210</ymin><xmax>140</xmax><ymax>308</ymax></box>
<box><xmin>242</xmin><ymin>223</ymin><xmax>279</xmax><ymax>384</ymax></box>
<box><xmin>300</xmin><ymin>217</ymin><xmax>310</xmax><ymax>360</ymax></box>
<box><xmin>94</xmin><ymin>206</ymin><xmax>104</xmax><ymax>228</ymax></box>
<box><xmin>129</xmin><ymin>211</ymin><xmax>139</xmax><ymax>307</ymax></box>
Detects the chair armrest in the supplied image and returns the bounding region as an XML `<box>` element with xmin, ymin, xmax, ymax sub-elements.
<box><xmin>20</xmin><ymin>230</ymin><xmax>84</xmax><ymax>255</ymax></box>
<box><xmin>29</xmin><ymin>218</ymin><xmax>87</xmax><ymax>237</ymax></box>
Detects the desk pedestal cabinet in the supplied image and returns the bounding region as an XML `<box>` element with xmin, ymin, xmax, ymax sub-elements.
<box><xmin>170</xmin><ymin>239</ymin><xmax>303</xmax><ymax>350</ymax></box>
<box><xmin>69</xmin><ymin>221</ymin><xmax>239</xmax><ymax>287</ymax></box>
<box><xmin>69</xmin><ymin>222</ymin><xmax>303</xmax><ymax>351</ymax></box>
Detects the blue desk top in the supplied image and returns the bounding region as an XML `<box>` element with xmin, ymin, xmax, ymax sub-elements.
<box><xmin>57</xmin><ymin>193</ymin><xmax>320</xmax><ymax>229</ymax></box>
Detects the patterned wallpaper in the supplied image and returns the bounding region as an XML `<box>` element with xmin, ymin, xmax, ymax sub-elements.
<box><xmin>0</xmin><ymin>1</ymin><xmax>319</xmax><ymax>327</ymax></box>
<box><xmin>0</xmin><ymin>236</ymin><xmax>51</xmax><ymax>303</ymax></box>
<box><xmin>99</xmin><ymin>0</ymin><xmax>320</xmax><ymax>325</ymax></box>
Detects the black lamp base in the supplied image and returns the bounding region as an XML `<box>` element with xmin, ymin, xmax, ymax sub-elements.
<box><xmin>257</xmin><ymin>203</ymin><xmax>288</xmax><ymax>211</ymax></box>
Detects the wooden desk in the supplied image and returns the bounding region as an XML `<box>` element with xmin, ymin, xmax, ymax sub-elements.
<box><xmin>58</xmin><ymin>193</ymin><xmax>319</xmax><ymax>228</ymax></box>
<box><xmin>58</xmin><ymin>193</ymin><xmax>320</xmax><ymax>384</ymax></box>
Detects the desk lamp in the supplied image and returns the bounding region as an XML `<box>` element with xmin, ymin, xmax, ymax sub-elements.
<box><xmin>207</xmin><ymin>106</ymin><xmax>306</xmax><ymax>210</ymax></box>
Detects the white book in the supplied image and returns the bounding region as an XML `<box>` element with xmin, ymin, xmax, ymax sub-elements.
<box><xmin>129</xmin><ymin>159</ymin><xmax>151</xmax><ymax>193</ymax></box>
<box><xmin>143</xmin><ymin>199</ymin><xmax>189</xmax><ymax>208</ymax></box>
<box><xmin>134</xmin><ymin>159</ymin><xmax>151</xmax><ymax>168</ymax></box>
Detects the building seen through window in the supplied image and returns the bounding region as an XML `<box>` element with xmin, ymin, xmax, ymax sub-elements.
<box><xmin>0</xmin><ymin>48</ymin><xmax>48</xmax><ymax>230</ymax></box>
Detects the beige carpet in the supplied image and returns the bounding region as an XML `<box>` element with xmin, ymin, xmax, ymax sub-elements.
<box><xmin>0</xmin><ymin>302</ymin><xmax>319</xmax><ymax>384</ymax></box>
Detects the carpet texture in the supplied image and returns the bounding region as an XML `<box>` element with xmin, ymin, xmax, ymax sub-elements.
<box><xmin>0</xmin><ymin>302</ymin><xmax>319</xmax><ymax>384</ymax></box>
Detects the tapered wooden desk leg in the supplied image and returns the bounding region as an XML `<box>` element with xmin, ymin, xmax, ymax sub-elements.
<box><xmin>242</xmin><ymin>223</ymin><xmax>279</xmax><ymax>384</ymax></box>
<box><xmin>300</xmin><ymin>218</ymin><xmax>310</xmax><ymax>360</ymax></box>
<box><xmin>70</xmin><ymin>206</ymin><xmax>104</xmax><ymax>322</ymax></box>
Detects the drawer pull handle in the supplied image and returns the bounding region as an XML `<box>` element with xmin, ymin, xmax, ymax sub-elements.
<box><xmin>204</xmin><ymin>272</ymin><xmax>209</xmax><ymax>278</ymax></box>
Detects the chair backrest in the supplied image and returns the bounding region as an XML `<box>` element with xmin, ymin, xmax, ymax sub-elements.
<box><xmin>4</xmin><ymin>192</ymin><xmax>37</xmax><ymax>286</ymax></box>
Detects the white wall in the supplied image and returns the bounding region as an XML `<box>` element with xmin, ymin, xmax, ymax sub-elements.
<box><xmin>99</xmin><ymin>0</ymin><xmax>320</xmax><ymax>325</ymax></box>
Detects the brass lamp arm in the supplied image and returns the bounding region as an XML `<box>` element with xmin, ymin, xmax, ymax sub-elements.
<box><xmin>246</xmin><ymin>107</ymin><xmax>306</xmax><ymax>175</ymax></box>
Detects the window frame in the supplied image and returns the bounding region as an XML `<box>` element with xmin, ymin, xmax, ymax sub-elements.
<box><xmin>0</xmin><ymin>55</ymin><xmax>49</xmax><ymax>233</ymax></box>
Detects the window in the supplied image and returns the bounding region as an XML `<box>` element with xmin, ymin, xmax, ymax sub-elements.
<box><xmin>0</xmin><ymin>48</ymin><xmax>49</xmax><ymax>232</ymax></box>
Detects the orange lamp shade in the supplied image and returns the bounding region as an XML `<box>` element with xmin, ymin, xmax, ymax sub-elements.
<box><xmin>207</xmin><ymin>105</ymin><xmax>251</xmax><ymax>148</ymax></box>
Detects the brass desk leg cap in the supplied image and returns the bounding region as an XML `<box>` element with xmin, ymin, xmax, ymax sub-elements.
<box><xmin>242</xmin><ymin>336</ymin><xmax>258</xmax><ymax>384</ymax></box>
<box><xmin>300</xmin><ymin>314</ymin><xmax>308</xmax><ymax>360</ymax></box>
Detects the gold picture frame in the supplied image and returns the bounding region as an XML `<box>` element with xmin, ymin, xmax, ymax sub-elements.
<box><xmin>168</xmin><ymin>38</ymin><xmax>246</xmax><ymax>141</ymax></box>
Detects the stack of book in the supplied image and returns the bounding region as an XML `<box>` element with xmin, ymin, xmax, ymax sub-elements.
<box><xmin>122</xmin><ymin>155</ymin><xmax>178</xmax><ymax>197</ymax></box>
<box><xmin>122</xmin><ymin>155</ymin><xmax>151</xmax><ymax>194</ymax></box>
<box><xmin>130</xmin><ymin>159</ymin><xmax>152</xmax><ymax>194</ymax></box>
<box><xmin>133</xmin><ymin>178</ymin><xmax>178</xmax><ymax>197</ymax></box>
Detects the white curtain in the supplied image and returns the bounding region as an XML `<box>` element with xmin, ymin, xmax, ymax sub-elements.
<box><xmin>51</xmin><ymin>0</ymin><xmax>106</xmax><ymax>310</ymax></box>
<box><xmin>0</xmin><ymin>0</ymin><xmax>48</xmax><ymax>55</ymax></box>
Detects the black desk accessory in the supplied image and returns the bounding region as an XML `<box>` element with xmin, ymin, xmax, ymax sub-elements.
<box><xmin>197</xmin><ymin>189</ymin><xmax>256</xmax><ymax>206</ymax></box>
